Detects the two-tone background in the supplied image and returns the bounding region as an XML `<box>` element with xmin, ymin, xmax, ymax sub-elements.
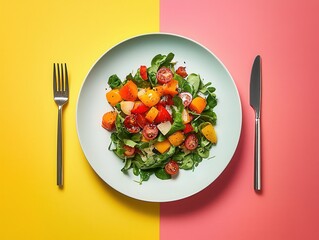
<box><xmin>1</xmin><ymin>0</ymin><xmax>318</xmax><ymax>239</ymax></box>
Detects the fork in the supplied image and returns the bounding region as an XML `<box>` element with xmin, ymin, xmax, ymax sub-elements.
<box><xmin>53</xmin><ymin>63</ymin><xmax>69</xmax><ymax>187</ymax></box>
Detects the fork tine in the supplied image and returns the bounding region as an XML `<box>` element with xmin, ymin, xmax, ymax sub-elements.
<box><xmin>57</xmin><ymin>63</ymin><xmax>61</xmax><ymax>91</ymax></box>
<box><xmin>64</xmin><ymin>63</ymin><xmax>69</xmax><ymax>92</ymax></box>
<box><xmin>61</xmin><ymin>63</ymin><xmax>64</xmax><ymax>91</ymax></box>
<box><xmin>53</xmin><ymin>63</ymin><xmax>57</xmax><ymax>92</ymax></box>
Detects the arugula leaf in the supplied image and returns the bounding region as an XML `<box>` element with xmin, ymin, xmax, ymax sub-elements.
<box><xmin>133</xmin><ymin>146</ymin><xmax>176</xmax><ymax>170</ymax></box>
<box><xmin>123</xmin><ymin>139</ymin><xmax>137</xmax><ymax>148</ymax></box>
<box><xmin>108</xmin><ymin>74</ymin><xmax>122</xmax><ymax>89</ymax></box>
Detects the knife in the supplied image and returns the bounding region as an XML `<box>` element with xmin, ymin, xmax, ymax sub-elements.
<box><xmin>250</xmin><ymin>55</ymin><xmax>261</xmax><ymax>191</ymax></box>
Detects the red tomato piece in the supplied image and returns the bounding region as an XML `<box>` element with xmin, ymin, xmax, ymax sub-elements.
<box><xmin>123</xmin><ymin>145</ymin><xmax>135</xmax><ymax>156</ymax></box>
<box><xmin>176</xmin><ymin>66</ymin><xmax>188</xmax><ymax>78</ymax></box>
<box><xmin>179</xmin><ymin>92</ymin><xmax>193</xmax><ymax>107</ymax></box>
<box><xmin>154</xmin><ymin>104</ymin><xmax>172</xmax><ymax>123</ymax></box>
<box><xmin>184</xmin><ymin>134</ymin><xmax>198</xmax><ymax>150</ymax></box>
<box><xmin>136</xmin><ymin>113</ymin><xmax>147</xmax><ymax>129</ymax></box>
<box><xmin>165</xmin><ymin>160</ymin><xmax>179</xmax><ymax>175</ymax></box>
<box><xmin>123</xmin><ymin>114</ymin><xmax>140</xmax><ymax>133</ymax></box>
<box><xmin>159</xmin><ymin>95</ymin><xmax>174</xmax><ymax>106</ymax></box>
<box><xmin>142</xmin><ymin>124</ymin><xmax>159</xmax><ymax>140</ymax></box>
<box><xmin>183</xmin><ymin>123</ymin><xmax>194</xmax><ymax>134</ymax></box>
<box><xmin>131</xmin><ymin>101</ymin><xmax>149</xmax><ymax>114</ymax></box>
<box><xmin>119</xmin><ymin>80</ymin><xmax>138</xmax><ymax>101</ymax></box>
<box><xmin>140</xmin><ymin>65</ymin><xmax>148</xmax><ymax>80</ymax></box>
<box><xmin>156</xmin><ymin>67</ymin><xmax>173</xmax><ymax>84</ymax></box>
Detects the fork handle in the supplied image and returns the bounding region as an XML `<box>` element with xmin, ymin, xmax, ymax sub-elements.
<box><xmin>57</xmin><ymin>106</ymin><xmax>63</xmax><ymax>187</ymax></box>
<box><xmin>254</xmin><ymin>117</ymin><xmax>261</xmax><ymax>191</ymax></box>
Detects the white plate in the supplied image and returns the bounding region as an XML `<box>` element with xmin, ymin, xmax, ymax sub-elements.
<box><xmin>76</xmin><ymin>33</ymin><xmax>242</xmax><ymax>202</ymax></box>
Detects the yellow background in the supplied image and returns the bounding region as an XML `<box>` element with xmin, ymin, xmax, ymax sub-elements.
<box><xmin>0</xmin><ymin>0</ymin><xmax>159</xmax><ymax>239</ymax></box>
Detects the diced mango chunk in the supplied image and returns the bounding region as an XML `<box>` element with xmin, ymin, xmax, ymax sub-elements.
<box><xmin>145</xmin><ymin>107</ymin><xmax>159</xmax><ymax>122</ymax></box>
<box><xmin>154</xmin><ymin>140</ymin><xmax>171</xmax><ymax>153</ymax></box>
<box><xmin>168</xmin><ymin>131</ymin><xmax>185</xmax><ymax>146</ymax></box>
<box><xmin>201</xmin><ymin>123</ymin><xmax>217</xmax><ymax>144</ymax></box>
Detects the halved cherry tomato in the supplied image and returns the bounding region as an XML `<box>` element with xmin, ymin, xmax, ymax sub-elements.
<box><xmin>184</xmin><ymin>134</ymin><xmax>198</xmax><ymax>150</ymax></box>
<box><xmin>176</xmin><ymin>66</ymin><xmax>188</xmax><ymax>78</ymax></box>
<box><xmin>165</xmin><ymin>160</ymin><xmax>179</xmax><ymax>175</ymax></box>
<box><xmin>136</xmin><ymin>113</ymin><xmax>147</xmax><ymax>128</ymax></box>
<box><xmin>119</xmin><ymin>80</ymin><xmax>138</xmax><ymax>101</ymax></box>
<box><xmin>183</xmin><ymin>123</ymin><xmax>194</xmax><ymax>134</ymax></box>
<box><xmin>131</xmin><ymin>101</ymin><xmax>149</xmax><ymax>114</ymax></box>
<box><xmin>159</xmin><ymin>95</ymin><xmax>174</xmax><ymax>106</ymax></box>
<box><xmin>123</xmin><ymin>114</ymin><xmax>140</xmax><ymax>133</ymax></box>
<box><xmin>142</xmin><ymin>124</ymin><xmax>159</xmax><ymax>140</ymax></box>
<box><xmin>154</xmin><ymin>104</ymin><xmax>172</xmax><ymax>123</ymax></box>
<box><xmin>179</xmin><ymin>92</ymin><xmax>193</xmax><ymax>107</ymax></box>
<box><xmin>123</xmin><ymin>145</ymin><xmax>135</xmax><ymax>156</ymax></box>
<box><xmin>156</xmin><ymin>67</ymin><xmax>173</xmax><ymax>84</ymax></box>
<box><xmin>140</xmin><ymin>65</ymin><xmax>148</xmax><ymax>80</ymax></box>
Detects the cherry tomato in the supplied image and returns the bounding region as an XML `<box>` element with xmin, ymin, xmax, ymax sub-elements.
<box><xmin>123</xmin><ymin>145</ymin><xmax>135</xmax><ymax>156</ymax></box>
<box><xmin>140</xmin><ymin>65</ymin><xmax>148</xmax><ymax>80</ymax></box>
<box><xmin>179</xmin><ymin>92</ymin><xmax>193</xmax><ymax>107</ymax></box>
<box><xmin>165</xmin><ymin>160</ymin><xmax>179</xmax><ymax>175</ymax></box>
<box><xmin>123</xmin><ymin>114</ymin><xmax>140</xmax><ymax>133</ymax></box>
<box><xmin>159</xmin><ymin>95</ymin><xmax>174</xmax><ymax>106</ymax></box>
<box><xmin>156</xmin><ymin>67</ymin><xmax>173</xmax><ymax>84</ymax></box>
<box><xmin>176</xmin><ymin>66</ymin><xmax>188</xmax><ymax>78</ymax></box>
<box><xmin>142</xmin><ymin>124</ymin><xmax>159</xmax><ymax>140</ymax></box>
<box><xmin>184</xmin><ymin>134</ymin><xmax>198</xmax><ymax>150</ymax></box>
<box><xmin>154</xmin><ymin>104</ymin><xmax>172</xmax><ymax>123</ymax></box>
<box><xmin>136</xmin><ymin>113</ymin><xmax>147</xmax><ymax>128</ymax></box>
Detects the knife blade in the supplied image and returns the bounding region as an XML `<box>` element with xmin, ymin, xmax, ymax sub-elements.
<box><xmin>250</xmin><ymin>55</ymin><xmax>261</xmax><ymax>191</ymax></box>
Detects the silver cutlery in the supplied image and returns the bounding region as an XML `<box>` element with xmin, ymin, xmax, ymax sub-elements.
<box><xmin>53</xmin><ymin>63</ymin><xmax>69</xmax><ymax>187</ymax></box>
<box><xmin>250</xmin><ymin>56</ymin><xmax>261</xmax><ymax>191</ymax></box>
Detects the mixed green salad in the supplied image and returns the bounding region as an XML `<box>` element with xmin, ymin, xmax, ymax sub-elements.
<box><xmin>101</xmin><ymin>53</ymin><xmax>218</xmax><ymax>183</ymax></box>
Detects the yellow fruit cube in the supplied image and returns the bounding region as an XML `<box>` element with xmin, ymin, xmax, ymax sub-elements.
<box><xmin>154</xmin><ymin>140</ymin><xmax>171</xmax><ymax>153</ymax></box>
<box><xmin>145</xmin><ymin>107</ymin><xmax>159</xmax><ymax>122</ymax></box>
<box><xmin>201</xmin><ymin>123</ymin><xmax>217</xmax><ymax>144</ymax></box>
<box><xmin>168</xmin><ymin>131</ymin><xmax>185</xmax><ymax>146</ymax></box>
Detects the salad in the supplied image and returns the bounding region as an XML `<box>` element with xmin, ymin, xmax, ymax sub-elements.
<box><xmin>101</xmin><ymin>53</ymin><xmax>218</xmax><ymax>183</ymax></box>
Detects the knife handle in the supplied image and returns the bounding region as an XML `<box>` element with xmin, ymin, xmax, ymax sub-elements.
<box><xmin>254</xmin><ymin>117</ymin><xmax>261</xmax><ymax>191</ymax></box>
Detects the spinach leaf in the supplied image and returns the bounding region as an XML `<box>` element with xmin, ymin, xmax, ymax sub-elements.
<box><xmin>115</xmin><ymin>114</ymin><xmax>131</xmax><ymax>140</ymax></box>
<box><xmin>108</xmin><ymin>74</ymin><xmax>122</xmax><ymax>89</ymax></box>
<box><xmin>179</xmin><ymin>156</ymin><xmax>194</xmax><ymax>170</ymax></box>
<box><xmin>121</xmin><ymin>158</ymin><xmax>132</xmax><ymax>172</ymax></box>
<box><xmin>148</xmin><ymin>53</ymin><xmax>175</xmax><ymax>87</ymax></box>
<box><xmin>155</xmin><ymin>168</ymin><xmax>171</xmax><ymax>180</ymax></box>
<box><xmin>166</xmin><ymin>96</ymin><xmax>185</xmax><ymax>136</ymax></box>
<box><xmin>127</xmin><ymin>72</ymin><xmax>150</xmax><ymax>89</ymax></box>
<box><xmin>139</xmin><ymin>170</ymin><xmax>152</xmax><ymax>182</ymax></box>
<box><xmin>187</xmin><ymin>73</ymin><xmax>201</xmax><ymax>97</ymax></box>
<box><xmin>174</xmin><ymin>74</ymin><xmax>192</xmax><ymax>94</ymax></box>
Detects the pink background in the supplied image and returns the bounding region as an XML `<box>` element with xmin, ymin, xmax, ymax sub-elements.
<box><xmin>160</xmin><ymin>0</ymin><xmax>319</xmax><ymax>239</ymax></box>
